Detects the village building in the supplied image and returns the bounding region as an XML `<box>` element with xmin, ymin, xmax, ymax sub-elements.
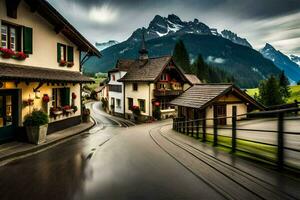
<box><xmin>0</xmin><ymin>0</ymin><xmax>100</xmax><ymax>143</ymax></box>
<box><xmin>107</xmin><ymin>60</ymin><xmax>132</xmax><ymax>117</ymax></box>
<box><xmin>116</xmin><ymin>37</ymin><xmax>193</xmax><ymax>120</ymax></box>
<box><xmin>171</xmin><ymin>84</ymin><xmax>264</xmax><ymax>125</ymax></box>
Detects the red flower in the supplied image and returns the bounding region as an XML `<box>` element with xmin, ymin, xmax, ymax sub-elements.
<box><xmin>15</xmin><ymin>51</ymin><xmax>27</xmax><ymax>60</ymax></box>
<box><xmin>154</xmin><ymin>101</ymin><xmax>160</xmax><ymax>107</ymax></box>
<box><xmin>72</xmin><ymin>92</ymin><xmax>77</xmax><ymax>99</ymax></box>
<box><xmin>63</xmin><ymin>105</ymin><xmax>71</xmax><ymax>110</ymax></box>
<box><xmin>0</xmin><ymin>47</ymin><xmax>15</xmax><ymax>58</ymax></box>
<box><xmin>42</xmin><ymin>94</ymin><xmax>50</xmax><ymax>103</ymax></box>
<box><xmin>59</xmin><ymin>60</ymin><xmax>67</xmax><ymax>66</ymax></box>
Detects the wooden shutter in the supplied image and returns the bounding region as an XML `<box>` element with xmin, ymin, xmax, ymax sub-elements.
<box><xmin>57</xmin><ymin>43</ymin><xmax>61</xmax><ymax>63</ymax></box>
<box><xmin>23</xmin><ymin>26</ymin><xmax>33</xmax><ymax>54</ymax></box>
<box><xmin>60</xmin><ymin>88</ymin><xmax>70</xmax><ymax>106</ymax></box>
<box><xmin>67</xmin><ymin>46</ymin><xmax>74</xmax><ymax>62</ymax></box>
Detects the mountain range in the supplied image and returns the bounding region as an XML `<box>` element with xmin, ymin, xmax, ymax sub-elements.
<box><xmin>259</xmin><ymin>44</ymin><xmax>300</xmax><ymax>84</ymax></box>
<box><xmin>84</xmin><ymin>14</ymin><xmax>300</xmax><ymax>87</ymax></box>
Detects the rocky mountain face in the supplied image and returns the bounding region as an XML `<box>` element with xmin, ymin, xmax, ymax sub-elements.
<box><xmin>95</xmin><ymin>40</ymin><xmax>119</xmax><ymax>51</ymax></box>
<box><xmin>290</xmin><ymin>55</ymin><xmax>300</xmax><ymax>67</ymax></box>
<box><xmin>84</xmin><ymin>14</ymin><xmax>282</xmax><ymax>88</ymax></box>
<box><xmin>221</xmin><ymin>30</ymin><xmax>252</xmax><ymax>48</ymax></box>
<box><xmin>260</xmin><ymin>43</ymin><xmax>300</xmax><ymax>83</ymax></box>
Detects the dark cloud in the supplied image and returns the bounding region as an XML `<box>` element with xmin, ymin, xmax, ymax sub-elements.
<box><xmin>48</xmin><ymin>0</ymin><xmax>300</xmax><ymax>55</ymax></box>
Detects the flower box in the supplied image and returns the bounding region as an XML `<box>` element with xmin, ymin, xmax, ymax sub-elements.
<box><xmin>0</xmin><ymin>47</ymin><xmax>15</xmax><ymax>59</ymax></box>
<box><xmin>15</xmin><ymin>51</ymin><xmax>28</xmax><ymax>60</ymax></box>
<box><xmin>59</xmin><ymin>60</ymin><xmax>67</xmax><ymax>66</ymax></box>
<box><xmin>67</xmin><ymin>62</ymin><xmax>74</xmax><ymax>67</ymax></box>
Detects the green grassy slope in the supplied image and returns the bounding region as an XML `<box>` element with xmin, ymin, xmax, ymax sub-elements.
<box><xmin>246</xmin><ymin>85</ymin><xmax>300</xmax><ymax>103</ymax></box>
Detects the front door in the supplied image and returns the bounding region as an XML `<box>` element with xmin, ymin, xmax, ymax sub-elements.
<box><xmin>0</xmin><ymin>90</ymin><xmax>19</xmax><ymax>143</ymax></box>
<box><xmin>214</xmin><ymin>104</ymin><xmax>227</xmax><ymax>125</ymax></box>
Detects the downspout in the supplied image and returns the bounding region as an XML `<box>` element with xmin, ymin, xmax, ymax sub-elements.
<box><xmin>149</xmin><ymin>82</ymin><xmax>151</xmax><ymax>118</ymax></box>
<box><xmin>123</xmin><ymin>82</ymin><xmax>126</xmax><ymax>119</ymax></box>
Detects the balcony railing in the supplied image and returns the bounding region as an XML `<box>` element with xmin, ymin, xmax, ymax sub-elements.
<box><xmin>154</xmin><ymin>89</ymin><xmax>183</xmax><ymax>96</ymax></box>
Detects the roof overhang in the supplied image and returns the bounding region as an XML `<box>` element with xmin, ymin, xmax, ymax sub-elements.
<box><xmin>24</xmin><ymin>0</ymin><xmax>101</xmax><ymax>57</ymax></box>
<box><xmin>0</xmin><ymin>63</ymin><xmax>94</xmax><ymax>83</ymax></box>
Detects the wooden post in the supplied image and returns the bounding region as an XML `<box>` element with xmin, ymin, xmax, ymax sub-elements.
<box><xmin>277</xmin><ymin>112</ymin><xmax>284</xmax><ymax>170</ymax></box>
<box><xmin>231</xmin><ymin>106</ymin><xmax>237</xmax><ymax>153</ymax></box>
<box><xmin>191</xmin><ymin>121</ymin><xmax>194</xmax><ymax>137</ymax></box>
<box><xmin>202</xmin><ymin>113</ymin><xmax>206</xmax><ymax>142</ymax></box>
<box><xmin>196</xmin><ymin>119</ymin><xmax>199</xmax><ymax>139</ymax></box>
<box><xmin>213</xmin><ymin>107</ymin><xmax>218</xmax><ymax>146</ymax></box>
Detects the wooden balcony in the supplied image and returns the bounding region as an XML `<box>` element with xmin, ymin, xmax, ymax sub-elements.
<box><xmin>154</xmin><ymin>89</ymin><xmax>183</xmax><ymax>97</ymax></box>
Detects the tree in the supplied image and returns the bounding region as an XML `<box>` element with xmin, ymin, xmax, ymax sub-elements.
<box><xmin>173</xmin><ymin>40</ymin><xmax>190</xmax><ymax>73</ymax></box>
<box><xmin>257</xmin><ymin>75</ymin><xmax>284</xmax><ymax>106</ymax></box>
<box><xmin>192</xmin><ymin>54</ymin><xmax>207</xmax><ymax>81</ymax></box>
<box><xmin>278</xmin><ymin>71</ymin><xmax>291</xmax><ymax>100</ymax></box>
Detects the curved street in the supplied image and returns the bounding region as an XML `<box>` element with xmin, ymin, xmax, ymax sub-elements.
<box><xmin>0</xmin><ymin>102</ymin><xmax>299</xmax><ymax>200</ymax></box>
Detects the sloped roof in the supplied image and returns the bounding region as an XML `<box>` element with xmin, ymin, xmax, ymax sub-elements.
<box><xmin>184</xmin><ymin>74</ymin><xmax>201</xmax><ymax>84</ymax></box>
<box><xmin>0</xmin><ymin>62</ymin><xmax>94</xmax><ymax>83</ymax></box>
<box><xmin>24</xmin><ymin>0</ymin><xmax>100</xmax><ymax>57</ymax></box>
<box><xmin>170</xmin><ymin>84</ymin><xmax>264</xmax><ymax>110</ymax></box>
<box><xmin>108</xmin><ymin>59</ymin><xmax>136</xmax><ymax>73</ymax></box>
<box><xmin>118</xmin><ymin>56</ymin><xmax>172</xmax><ymax>82</ymax></box>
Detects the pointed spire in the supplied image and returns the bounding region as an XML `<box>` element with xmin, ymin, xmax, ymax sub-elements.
<box><xmin>139</xmin><ymin>29</ymin><xmax>148</xmax><ymax>60</ymax></box>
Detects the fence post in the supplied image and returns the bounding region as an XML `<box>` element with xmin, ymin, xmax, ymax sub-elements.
<box><xmin>202</xmin><ymin>118</ymin><xmax>206</xmax><ymax>142</ymax></box>
<box><xmin>183</xmin><ymin>118</ymin><xmax>186</xmax><ymax>134</ymax></box>
<box><xmin>196</xmin><ymin>120</ymin><xmax>199</xmax><ymax>139</ymax></box>
<box><xmin>277</xmin><ymin>112</ymin><xmax>285</xmax><ymax>170</ymax></box>
<box><xmin>231</xmin><ymin>106</ymin><xmax>237</xmax><ymax>153</ymax></box>
<box><xmin>213</xmin><ymin>110</ymin><xmax>218</xmax><ymax>146</ymax></box>
<box><xmin>191</xmin><ymin>121</ymin><xmax>194</xmax><ymax>137</ymax></box>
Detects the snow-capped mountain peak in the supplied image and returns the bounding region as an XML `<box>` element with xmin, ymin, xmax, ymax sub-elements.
<box><xmin>260</xmin><ymin>43</ymin><xmax>300</xmax><ymax>83</ymax></box>
<box><xmin>127</xmin><ymin>14</ymin><xmax>252</xmax><ymax>49</ymax></box>
<box><xmin>290</xmin><ymin>54</ymin><xmax>300</xmax><ymax>67</ymax></box>
<box><xmin>221</xmin><ymin>30</ymin><xmax>252</xmax><ymax>48</ymax></box>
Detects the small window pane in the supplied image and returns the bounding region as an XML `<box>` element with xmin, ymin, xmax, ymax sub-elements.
<box><xmin>10</xmin><ymin>27</ymin><xmax>16</xmax><ymax>51</ymax></box>
<box><xmin>1</xmin><ymin>25</ymin><xmax>8</xmax><ymax>48</ymax></box>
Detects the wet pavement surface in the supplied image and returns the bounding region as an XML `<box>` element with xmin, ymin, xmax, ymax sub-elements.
<box><xmin>0</xmin><ymin>103</ymin><xmax>224</xmax><ymax>200</ymax></box>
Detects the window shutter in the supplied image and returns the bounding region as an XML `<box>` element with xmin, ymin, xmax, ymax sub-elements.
<box><xmin>67</xmin><ymin>46</ymin><xmax>74</xmax><ymax>62</ymax></box>
<box><xmin>23</xmin><ymin>26</ymin><xmax>33</xmax><ymax>54</ymax></box>
<box><xmin>57</xmin><ymin>43</ymin><xmax>61</xmax><ymax>63</ymax></box>
<box><xmin>60</xmin><ymin>88</ymin><xmax>70</xmax><ymax>106</ymax></box>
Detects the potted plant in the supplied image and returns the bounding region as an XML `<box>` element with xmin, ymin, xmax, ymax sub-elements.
<box><xmin>50</xmin><ymin>107</ymin><xmax>63</xmax><ymax>120</ymax></box>
<box><xmin>63</xmin><ymin>105</ymin><xmax>73</xmax><ymax>116</ymax></box>
<box><xmin>24</xmin><ymin>110</ymin><xmax>49</xmax><ymax>145</ymax></box>
<box><xmin>42</xmin><ymin>94</ymin><xmax>50</xmax><ymax>103</ymax></box>
<box><xmin>71</xmin><ymin>105</ymin><xmax>78</xmax><ymax>113</ymax></box>
<box><xmin>59</xmin><ymin>60</ymin><xmax>67</xmax><ymax>66</ymax></box>
<box><xmin>82</xmin><ymin>108</ymin><xmax>90</xmax><ymax>122</ymax></box>
<box><xmin>131</xmin><ymin>105</ymin><xmax>141</xmax><ymax>121</ymax></box>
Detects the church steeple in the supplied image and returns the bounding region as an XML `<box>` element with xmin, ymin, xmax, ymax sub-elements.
<box><xmin>138</xmin><ymin>29</ymin><xmax>148</xmax><ymax>60</ymax></box>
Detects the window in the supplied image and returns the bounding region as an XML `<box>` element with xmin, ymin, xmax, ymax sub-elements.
<box><xmin>128</xmin><ymin>98</ymin><xmax>133</xmax><ymax>110</ymax></box>
<box><xmin>108</xmin><ymin>85</ymin><xmax>122</xmax><ymax>93</ymax></box>
<box><xmin>1</xmin><ymin>24</ymin><xmax>20</xmax><ymax>51</ymax></box>
<box><xmin>52</xmin><ymin>88</ymin><xmax>70</xmax><ymax>108</ymax></box>
<box><xmin>1</xmin><ymin>25</ymin><xmax>7</xmax><ymax>48</ymax></box>
<box><xmin>161</xmin><ymin>73</ymin><xmax>167</xmax><ymax>81</ymax></box>
<box><xmin>10</xmin><ymin>27</ymin><xmax>16</xmax><ymax>51</ymax></box>
<box><xmin>133</xmin><ymin>83</ymin><xmax>138</xmax><ymax>91</ymax></box>
<box><xmin>116</xmin><ymin>99</ymin><xmax>121</xmax><ymax>108</ymax></box>
<box><xmin>112</xmin><ymin>74</ymin><xmax>115</xmax><ymax>81</ymax></box>
<box><xmin>138</xmin><ymin>99</ymin><xmax>145</xmax><ymax>112</ymax></box>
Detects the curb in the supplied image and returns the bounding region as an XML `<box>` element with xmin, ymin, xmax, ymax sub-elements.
<box><xmin>0</xmin><ymin>119</ymin><xmax>96</xmax><ymax>166</ymax></box>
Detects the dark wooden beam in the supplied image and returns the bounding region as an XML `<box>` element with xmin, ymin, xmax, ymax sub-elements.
<box><xmin>54</xmin><ymin>25</ymin><xmax>65</xmax><ymax>34</ymax></box>
<box><xmin>5</xmin><ymin>0</ymin><xmax>21</xmax><ymax>19</ymax></box>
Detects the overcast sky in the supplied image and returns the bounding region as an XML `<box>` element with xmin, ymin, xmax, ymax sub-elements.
<box><xmin>48</xmin><ymin>0</ymin><xmax>300</xmax><ymax>55</ymax></box>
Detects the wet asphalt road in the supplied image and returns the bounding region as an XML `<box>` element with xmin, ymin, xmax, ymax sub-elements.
<box><xmin>0</xmin><ymin>103</ymin><xmax>225</xmax><ymax>200</ymax></box>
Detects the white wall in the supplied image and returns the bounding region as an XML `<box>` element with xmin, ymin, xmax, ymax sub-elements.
<box><xmin>0</xmin><ymin>0</ymin><xmax>80</xmax><ymax>72</ymax></box>
<box><xmin>124</xmin><ymin>82</ymin><xmax>152</xmax><ymax>116</ymax></box>
<box><xmin>108</xmin><ymin>71</ymin><xmax>126</xmax><ymax>114</ymax></box>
